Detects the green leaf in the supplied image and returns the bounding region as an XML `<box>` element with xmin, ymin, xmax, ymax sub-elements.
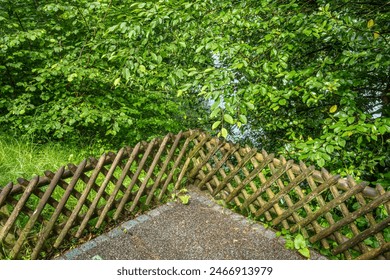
<box><xmin>379</xmin><ymin>126</ymin><xmax>389</xmax><ymax>134</ymax></box>
<box><xmin>67</xmin><ymin>73</ymin><xmax>78</xmax><ymax>82</ymax></box>
<box><xmin>212</xmin><ymin>121</ymin><xmax>221</xmax><ymax>130</ymax></box>
<box><xmin>224</xmin><ymin>114</ymin><xmax>234</xmax><ymax>124</ymax></box>
<box><xmin>298</xmin><ymin>248</ymin><xmax>310</xmax><ymax>259</ymax></box>
<box><xmin>285</xmin><ymin>239</ymin><xmax>294</xmax><ymax>250</ymax></box>
<box><xmin>338</xmin><ymin>139</ymin><xmax>346</xmax><ymax>147</ymax></box>
<box><xmin>329</xmin><ymin>105</ymin><xmax>337</xmax><ymax>113</ymax></box>
<box><xmin>123</xmin><ymin>68</ymin><xmax>130</xmax><ymax>82</ymax></box>
<box><xmin>278</xmin><ymin>99</ymin><xmax>287</xmax><ymax>106</ymax></box>
<box><xmin>139</xmin><ymin>65</ymin><xmax>146</xmax><ymax>73</ymax></box>
<box><xmin>151</xmin><ymin>52</ymin><xmax>158</xmax><ymax>63</ymax></box>
<box><xmin>179</xmin><ymin>195</ymin><xmax>190</xmax><ymax>205</ymax></box>
<box><xmin>210</xmin><ymin>108</ymin><xmax>221</xmax><ymax>118</ymax></box>
<box><xmin>92</xmin><ymin>255</ymin><xmax>103</xmax><ymax>260</ymax></box>
<box><xmin>294</xmin><ymin>234</ymin><xmax>306</xmax><ymax>250</ymax></box>
<box><xmin>195</xmin><ymin>46</ymin><xmax>204</xmax><ymax>53</ymax></box>
<box><xmin>325</xmin><ymin>145</ymin><xmax>334</xmax><ymax>153</ymax></box>
<box><xmin>263</xmin><ymin>62</ymin><xmax>269</xmax><ymax>73</ymax></box>
<box><xmin>246</xmin><ymin>102</ymin><xmax>255</xmax><ymax>110</ymax></box>
<box><xmin>317</xmin><ymin>158</ymin><xmax>325</xmax><ymax>167</ymax></box>
<box><xmin>239</xmin><ymin>115</ymin><xmax>247</xmax><ymax>124</ymax></box>
<box><xmin>233</xmin><ymin>63</ymin><xmax>244</xmax><ymax>69</ymax></box>
<box><xmin>113</xmin><ymin>77</ymin><xmax>121</xmax><ymax>87</ymax></box>
<box><xmin>221</xmin><ymin>128</ymin><xmax>228</xmax><ymax>138</ymax></box>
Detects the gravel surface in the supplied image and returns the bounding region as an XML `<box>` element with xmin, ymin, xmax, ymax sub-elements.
<box><xmin>57</xmin><ymin>189</ymin><xmax>326</xmax><ymax>260</ymax></box>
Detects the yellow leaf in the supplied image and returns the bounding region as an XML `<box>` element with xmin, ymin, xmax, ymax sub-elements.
<box><xmin>329</xmin><ymin>105</ymin><xmax>337</xmax><ymax>113</ymax></box>
<box><xmin>367</xmin><ymin>19</ymin><xmax>374</xmax><ymax>29</ymax></box>
<box><xmin>177</xmin><ymin>89</ymin><xmax>183</xmax><ymax>97</ymax></box>
<box><xmin>374</xmin><ymin>31</ymin><xmax>380</xmax><ymax>39</ymax></box>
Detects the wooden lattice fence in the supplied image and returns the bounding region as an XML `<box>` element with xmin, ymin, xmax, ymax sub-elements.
<box><xmin>0</xmin><ymin>130</ymin><xmax>389</xmax><ymax>260</ymax></box>
<box><xmin>186</xmin><ymin>132</ymin><xmax>390</xmax><ymax>260</ymax></box>
<box><xmin>0</xmin><ymin>131</ymin><xmax>197</xmax><ymax>259</ymax></box>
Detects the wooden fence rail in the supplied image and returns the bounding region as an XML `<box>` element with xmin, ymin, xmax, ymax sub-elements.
<box><xmin>0</xmin><ymin>130</ymin><xmax>389</xmax><ymax>260</ymax></box>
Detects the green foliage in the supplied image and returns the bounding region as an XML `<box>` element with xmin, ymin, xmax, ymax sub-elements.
<box><xmin>0</xmin><ymin>0</ymin><xmax>207</xmax><ymax>146</ymax></box>
<box><xmin>171</xmin><ymin>188</ymin><xmax>191</xmax><ymax>205</ymax></box>
<box><xmin>178</xmin><ymin>195</ymin><xmax>191</xmax><ymax>205</ymax></box>
<box><xmin>203</xmin><ymin>0</ymin><xmax>390</xmax><ymax>185</ymax></box>
<box><xmin>1</xmin><ymin>0</ymin><xmax>389</xmax><ymax>186</ymax></box>
<box><xmin>276</xmin><ymin>229</ymin><xmax>311</xmax><ymax>259</ymax></box>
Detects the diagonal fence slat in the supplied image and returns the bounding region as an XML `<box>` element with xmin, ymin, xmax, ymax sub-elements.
<box><xmin>0</xmin><ymin>176</ymin><xmax>40</xmax><ymax>243</ymax></box>
<box><xmin>329</xmin><ymin>180</ymin><xmax>369</xmax><ymax>255</ymax></box>
<box><xmin>262</xmin><ymin>156</ymin><xmax>287</xmax><ymax>219</ymax></box>
<box><xmin>0</xmin><ymin>130</ymin><xmax>389</xmax><ymax>260</ymax></box>
<box><xmin>113</xmin><ymin>140</ymin><xmax>157</xmax><ymax>220</ymax></box>
<box><xmin>149</xmin><ymin>132</ymin><xmax>183</xmax><ymax>204</ymax></box>
<box><xmin>129</xmin><ymin>136</ymin><xmax>171</xmax><ymax>212</ymax></box>
<box><xmin>157</xmin><ymin>131</ymin><xmax>199</xmax><ymax>200</ymax></box>
<box><xmin>357</xmin><ymin>242</ymin><xmax>390</xmax><ymax>260</ymax></box>
<box><xmin>57</xmin><ymin>154</ymin><xmax>108</xmax><ymax>244</ymax></box>
<box><xmin>226</xmin><ymin>153</ymin><xmax>274</xmax><ymax>205</ymax></box>
<box><xmin>100</xmin><ymin>143</ymin><xmax>141</xmax><ymax>219</ymax></box>
<box><xmin>310</xmin><ymin>191</ymin><xmax>390</xmax><ymax>244</ymax></box>
<box><xmin>76</xmin><ymin>153</ymin><xmax>124</xmax><ymax>236</ymax></box>
<box><xmin>333</xmin><ymin>215</ymin><xmax>390</xmax><ymax>256</ymax></box>
<box><xmin>255</xmin><ymin>166</ymin><xmax>315</xmax><ymax>217</ymax></box>
<box><xmin>198</xmin><ymin>143</ymin><xmax>239</xmax><ymax>191</ymax></box>
<box><xmin>212</xmin><ymin>148</ymin><xmax>258</xmax><ymax>196</ymax></box>
<box><xmin>0</xmin><ymin>182</ymin><xmax>13</xmax><ymax>207</ymax></box>
<box><xmin>272</xmin><ymin>174</ymin><xmax>341</xmax><ymax>226</ymax></box>
<box><xmin>352</xmin><ymin>178</ymin><xmax>388</xmax><ymax>250</ymax></box>
<box><xmin>11</xmin><ymin>167</ymin><xmax>65</xmax><ymax>259</ymax></box>
<box><xmin>297</xmin><ymin>162</ymin><xmax>331</xmax><ymax>250</ymax></box>
<box><xmin>242</xmin><ymin>159</ymin><xmax>291</xmax><ymax>209</ymax></box>
<box><xmin>290</xmin><ymin>182</ymin><xmax>368</xmax><ymax>233</ymax></box>
<box><xmin>241</xmin><ymin>150</ymin><xmax>275</xmax><ymax>220</ymax></box>
<box><xmin>173</xmin><ymin>131</ymin><xmax>204</xmax><ymax>190</ymax></box>
<box><xmin>45</xmin><ymin>160</ymin><xmax>88</xmax><ymax>249</ymax></box>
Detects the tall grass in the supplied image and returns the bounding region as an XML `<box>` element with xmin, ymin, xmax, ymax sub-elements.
<box><xmin>0</xmin><ymin>134</ymin><xmax>104</xmax><ymax>187</ymax></box>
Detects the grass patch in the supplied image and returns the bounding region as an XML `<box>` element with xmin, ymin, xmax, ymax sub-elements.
<box><xmin>0</xmin><ymin>133</ymin><xmax>107</xmax><ymax>187</ymax></box>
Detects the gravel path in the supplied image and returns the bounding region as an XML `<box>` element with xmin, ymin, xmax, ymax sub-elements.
<box><xmin>56</xmin><ymin>188</ymin><xmax>326</xmax><ymax>260</ymax></box>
